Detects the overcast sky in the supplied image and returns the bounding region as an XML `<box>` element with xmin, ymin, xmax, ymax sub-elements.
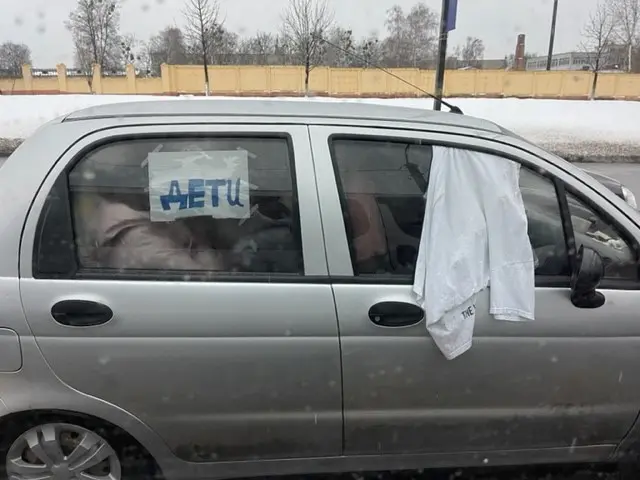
<box><xmin>1</xmin><ymin>0</ymin><xmax>599</xmax><ymax>67</ymax></box>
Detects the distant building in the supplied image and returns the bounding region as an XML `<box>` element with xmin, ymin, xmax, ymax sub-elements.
<box><xmin>526</xmin><ymin>49</ymin><xmax>625</xmax><ymax>71</ymax></box>
<box><xmin>526</xmin><ymin>52</ymin><xmax>596</xmax><ymax>71</ymax></box>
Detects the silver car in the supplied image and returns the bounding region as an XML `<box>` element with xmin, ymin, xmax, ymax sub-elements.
<box><xmin>1</xmin><ymin>99</ymin><xmax>640</xmax><ymax>480</ymax></box>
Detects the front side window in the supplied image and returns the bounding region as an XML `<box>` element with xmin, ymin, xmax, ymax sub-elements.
<box><xmin>566</xmin><ymin>192</ymin><xmax>638</xmax><ymax>280</ymax></box>
<box><xmin>35</xmin><ymin>136</ymin><xmax>303</xmax><ymax>278</ymax></box>
<box><xmin>329</xmin><ymin>138</ymin><xmax>570</xmax><ymax>279</ymax></box>
<box><xmin>330</xmin><ymin>137</ymin><xmax>432</xmax><ymax>276</ymax></box>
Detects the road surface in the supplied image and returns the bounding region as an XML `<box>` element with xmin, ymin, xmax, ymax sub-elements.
<box><xmin>577</xmin><ymin>163</ymin><xmax>640</xmax><ymax>199</ymax></box>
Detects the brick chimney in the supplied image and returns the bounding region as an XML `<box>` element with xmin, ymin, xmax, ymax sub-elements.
<box><xmin>514</xmin><ymin>34</ymin><xmax>526</xmax><ymax>71</ymax></box>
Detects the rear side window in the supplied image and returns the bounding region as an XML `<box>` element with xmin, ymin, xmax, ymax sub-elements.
<box><xmin>34</xmin><ymin>136</ymin><xmax>304</xmax><ymax>279</ymax></box>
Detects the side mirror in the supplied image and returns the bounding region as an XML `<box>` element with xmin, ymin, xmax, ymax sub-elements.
<box><xmin>570</xmin><ymin>246</ymin><xmax>606</xmax><ymax>309</ymax></box>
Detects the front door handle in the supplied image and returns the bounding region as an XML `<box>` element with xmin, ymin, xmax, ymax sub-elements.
<box><xmin>51</xmin><ymin>300</ymin><xmax>113</xmax><ymax>327</ymax></box>
<box><xmin>368</xmin><ymin>302</ymin><xmax>424</xmax><ymax>327</ymax></box>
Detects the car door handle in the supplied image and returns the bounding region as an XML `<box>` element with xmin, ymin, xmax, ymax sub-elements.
<box><xmin>51</xmin><ymin>300</ymin><xmax>113</xmax><ymax>327</ymax></box>
<box><xmin>368</xmin><ymin>302</ymin><xmax>424</xmax><ymax>327</ymax></box>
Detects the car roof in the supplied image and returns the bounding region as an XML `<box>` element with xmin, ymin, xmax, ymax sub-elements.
<box><xmin>63</xmin><ymin>98</ymin><xmax>503</xmax><ymax>134</ymax></box>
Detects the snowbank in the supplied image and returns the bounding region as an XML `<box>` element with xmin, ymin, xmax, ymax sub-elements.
<box><xmin>0</xmin><ymin>95</ymin><xmax>639</xmax><ymax>160</ymax></box>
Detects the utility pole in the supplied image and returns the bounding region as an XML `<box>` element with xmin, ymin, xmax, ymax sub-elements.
<box><xmin>434</xmin><ymin>0</ymin><xmax>457</xmax><ymax>110</ymax></box>
<box><xmin>546</xmin><ymin>0</ymin><xmax>559</xmax><ymax>71</ymax></box>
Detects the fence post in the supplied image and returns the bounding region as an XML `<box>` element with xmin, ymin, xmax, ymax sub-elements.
<box><xmin>21</xmin><ymin>64</ymin><xmax>33</xmax><ymax>93</ymax></box>
<box><xmin>234</xmin><ymin>66</ymin><xmax>240</xmax><ymax>95</ymax></box>
<box><xmin>613</xmin><ymin>73</ymin><xmax>622</xmax><ymax>99</ymax></box>
<box><xmin>160</xmin><ymin>63</ymin><xmax>172</xmax><ymax>95</ymax></box>
<box><xmin>56</xmin><ymin>64</ymin><xmax>68</xmax><ymax>93</ymax></box>
<box><xmin>266</xmin><ymin>66</ymin><xmax>272</xmax><ymax>95</ymax></box>
<box><xmin>126</xmin><ymin>64</ymin><xmax>137</xmax><ymax>94</ymax></box>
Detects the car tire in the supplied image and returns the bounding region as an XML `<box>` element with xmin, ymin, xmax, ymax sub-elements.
<box><xmin>0</xmin><ymin>413</ymin><xmax>160</xmax><ymax>480</ymax></box>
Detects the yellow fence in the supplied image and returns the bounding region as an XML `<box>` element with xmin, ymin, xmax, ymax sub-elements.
<box><xmin>1</xmin><ymin>63</ymin><xmax>640</xmax><ymax>100</ymax></box>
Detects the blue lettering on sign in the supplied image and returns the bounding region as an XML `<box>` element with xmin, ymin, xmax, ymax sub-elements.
<box><xmin>188</xmin><ymin>179</ymin><xmax>205</xmax><ymax>208</ymax></box>
<box><xmin>226</xmin><ymin>178</ymin><xmax>245</xmax><ymax>207</ymax></box>
<box><xmin>159</xmin><ymin>178</ymin><xmax>245</xmax><ymax>211</ymax></box>
<box><xmin>205</xmin><ymin>179</ymin><xmax>226</xmax><ymax>207</ymax></box>
<box><xmin>160</xmin><ymin>180</ymin><xmax>188</xmax><ymax>211</ymax></box>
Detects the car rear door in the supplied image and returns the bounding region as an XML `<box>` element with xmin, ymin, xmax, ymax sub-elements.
<box><xmin>309</xmin><ymin>124</ymin><xmax>640</xmax><ymax>463</ymax></box>
<box><xmin>19</xmin><ymin>123</ymin><xmax>343</xmax><ymax>463</ymax></box>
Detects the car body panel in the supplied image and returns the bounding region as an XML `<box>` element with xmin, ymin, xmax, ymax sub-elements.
<box><xmin>0</xmin><ymin>100</ymin><xmax>638</xmax><ymax>479</ymax></box>
<box><xmin>17</xmin><ymin>123</ymin><xmax>343</xmax><ymax>464</ymax></box>
<box><xmin>308</xmin><ymin>124</ymin><xmax>640</xmax><ymax>457</ymax></box>
<box><xmin>62</xmin><ymin>99</ymin><xmax>504</xmax><ymax>135</ymax></box>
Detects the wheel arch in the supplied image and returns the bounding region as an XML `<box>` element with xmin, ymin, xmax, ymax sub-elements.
<box><xmin>0</xmin><ymin>408</ymin><xmax>163</xmax><ymax>478</ymax></box>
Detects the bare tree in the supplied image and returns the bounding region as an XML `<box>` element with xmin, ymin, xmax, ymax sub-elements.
<box><xmin>611</xmin><ymin>0</ymin><xmax>640</xmax><ymax>71</ymax></box>
<box><xmin>323</xmin><ymin>27</ymin><xmax>355</xmax><ymax>67</ymax></box>
<box><xmin>120</xmin><ymin>34</ymin><xmax>149</xmax><ymax>74</ymax></box>
<box><xmin>67</xmin><ymin>0</ymin><xmax>122</xmax><ymax>77</ymax></box>
<box><xmin>281</xmin><ymin>0</ymin><xmax>334</xmax><ymax>95</ymax></box>
<box><xmin>580</xmin><ymin>2</ymin><xmax>616</xmax><ymax>99</ymax></box>
<box><xmin>382</xmin><ymin>3</ymin><xmax>438</xmax><ymax>68</ymax></box>
<box><xmin>405</xmin><ymin>3</ymin><xmax>438</xmax><ymax>67</ymax></box>
<box><xmin>357</xmin><ymin>35</ymin><xmax>383</xmax><ymax>68</ymax></box>
<box><xmin>183</xmin><ymin>0</ymin><xmax>223</xmax><ymax>95</ymax></box>
<box><xmin>148</xmin><ymin>26</ymin><xmax>189</xmax><ymax>75</ymax></box>
<box><xmin>0</xmin><ymin>42</ymin><xmax>32</xmax><ymax>76</ymax></box>
<box><xmin>238</xmin><ymin>32</ymin><xmax>277</xmax><ymax>65</ymax></box>
<box><xmin>460</xmin><ymin>37</ymin><xmax>485</xmax><ymax>68</ymax></box>
<box><xmin>382</xmin><ymin>5</ymin><xmax>406</xmax><ymax>67</ymax></box>
<box><xmin>274</xmin><ymin>34</ymin><xmax>295</xmax><ymax>65</ymax></box>
<box><xmin>209</xmin><ymin>28</ymin><xmax>239</xmax><ymax>65</ymax></box>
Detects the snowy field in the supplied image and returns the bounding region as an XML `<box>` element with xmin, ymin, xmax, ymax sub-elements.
<box><xmin>0</xmin><ymin>95</ymin><xmax>639</xmax><ymax>158</ymax></box>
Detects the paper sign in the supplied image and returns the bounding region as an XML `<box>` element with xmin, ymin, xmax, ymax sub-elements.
<box><xmin>148</xmin><ymin>150</ymin><xmax>250</xmax><ymax>222</ymax></box>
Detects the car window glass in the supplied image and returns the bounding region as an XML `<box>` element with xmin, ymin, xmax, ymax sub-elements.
<box><xmin>57</xmin><ymin>136</ymin><xmax>303</xmax><ymax>277</ymax></box>
<box><xmin>520</xmin><ymin>168</ymin><xmax>570</xmax><ymax>276</ymax></box>
<box><xmin>330</xmin><ymin>138</ymin><xmax>570</xmax><ymax>278</ymax></box>
<box><xmin>566</xmin><ymin>192</ymin><xmax>637</xmax><ymax>280</ymax></box>
<box><xmin>331</xmin><ymin>138</ymin><xmax>432</xmax><ymax>276</ymax></box>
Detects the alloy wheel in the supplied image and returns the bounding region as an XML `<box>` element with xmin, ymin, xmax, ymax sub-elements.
<box><xmin>6</xmin><ymin>422</ymin><xmax>121</xmax><ymax>480</ymax></box>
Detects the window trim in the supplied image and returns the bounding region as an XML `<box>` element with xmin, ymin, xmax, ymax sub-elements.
<box><xmin>32</xmin><ymin>132</ymin><xmax>306</xmax><ymax>282</ymax></box>
<box><xmin>554</xmin><ymin>179</ymin><xmax>577</xmax><ymax>275</ymax></box>
<box><xmin>32</xmin><ymin>173</ymin><xmax>79</xmax><ymax>279</ymax></box>
<box><xmin>325</xmin><ymin>133</ymin><xmax>640</xmax><ymax>290</ymax></box>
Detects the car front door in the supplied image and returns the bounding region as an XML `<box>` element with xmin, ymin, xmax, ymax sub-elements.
<box><xmin>19</xmin><ymin>123</ymin><xmax>343</xmax><ymax>463</ymax></box>
<box><xmin>309</xmin><ymin>124</ymin><xmax>640</xmax><ymax>463</ymax></box>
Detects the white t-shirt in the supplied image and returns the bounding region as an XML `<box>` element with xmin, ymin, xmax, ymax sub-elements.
<box><xmin>412</xmin><ymin>146</ymin><xmax>535</xmax><ymax>359</ymax></box>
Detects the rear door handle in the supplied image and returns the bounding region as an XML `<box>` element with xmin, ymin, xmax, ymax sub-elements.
<box><xmin>51</xmin><ymin>300</ymin><xmax>113</xmax><ymax>327</ymax></box>
<box><xmin>368</xmin><ymin>301</ymin><xmax>424</xmax><ymax>327</ymax></box>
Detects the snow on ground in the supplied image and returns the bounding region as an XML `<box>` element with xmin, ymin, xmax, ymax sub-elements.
<box><xmin>0</xmin><ymin>95</ymin><xmax>638</xmax><ymax>156</ymax></box>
